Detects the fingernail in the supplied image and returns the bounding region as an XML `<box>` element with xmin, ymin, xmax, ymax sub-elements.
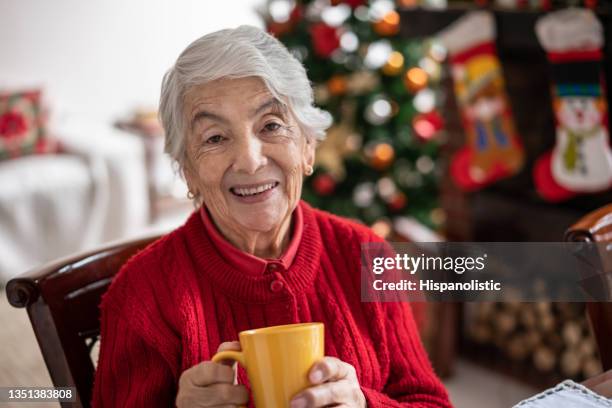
<box><xmin>310</xmin><ymin>369</ymin><xmax>323</xmax><ymax>383</ymax></box>
<box><xmin>291</xmin><ymin>397</ymin><xmax>307</xmax><ymax>408</ymax></box>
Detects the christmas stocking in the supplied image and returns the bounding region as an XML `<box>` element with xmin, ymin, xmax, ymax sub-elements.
<box><xmin>534</xmin><ymin>8</ymin><xmax>612</xmax><ymax>202</ymax></box>
<box><xmin>438</xmin><ymin>12</ymin><xmax>524</xmax><ymax>191</ymax></box>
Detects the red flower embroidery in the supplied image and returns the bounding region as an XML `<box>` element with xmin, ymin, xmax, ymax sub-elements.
<box><xmin>0</xmin><ymin>110</ymin><xmax>29</xmax><ymax>140</ymax></box>
<box><xmin>310</xmin><ymin>23</ymin><xmax>340</xmax><ymax>58</ymax></box>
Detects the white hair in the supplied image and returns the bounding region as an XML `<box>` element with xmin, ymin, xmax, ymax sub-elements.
<box><xmin>159</xmin><ymin>25</ymin><xmax>332</xmax><ymax>169</ymax></box>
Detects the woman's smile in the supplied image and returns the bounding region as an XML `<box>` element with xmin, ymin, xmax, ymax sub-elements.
<box><xmin>228</xmin><ymin>180</ymin><xmax>280</xmax><ymax>203</ymax></box>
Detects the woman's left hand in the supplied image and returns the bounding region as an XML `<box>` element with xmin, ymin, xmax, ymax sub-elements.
<box><xmin>290</xmin><ymin>357</ymin><xmax>366</xmax><ymax>408</ymax></box>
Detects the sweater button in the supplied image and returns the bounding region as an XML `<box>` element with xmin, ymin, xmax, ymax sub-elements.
<box><xmin>270</xmin><ymin>279</ymin><xmax>284</xmax><ymax>292</ymax></box>
<box><xmin>267</xmin><ymin>263</ymin><xmax>280</xmax><ymax>273</ymax></box>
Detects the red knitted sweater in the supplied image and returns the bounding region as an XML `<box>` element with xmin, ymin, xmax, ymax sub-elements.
<box><xmin>92</xmin><ymin>201</ymin><xmax>451</xmax><ymax>407</ymax></box>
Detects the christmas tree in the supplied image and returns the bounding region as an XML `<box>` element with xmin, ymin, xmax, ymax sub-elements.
<box><xmin>259</xmin><ymin>0</ymin><xmax>447</xmax><ymax>233</ymax></box>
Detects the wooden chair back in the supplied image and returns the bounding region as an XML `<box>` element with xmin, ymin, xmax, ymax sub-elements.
<box><xmin>5</xmin><ymin>235</ymin><xmax>160</xmax><ymax>408</ymax></box>
<box><xmin>565</xmin><ymin>203</ymin><xmax>612</xmax><ymax>372</ymax></box>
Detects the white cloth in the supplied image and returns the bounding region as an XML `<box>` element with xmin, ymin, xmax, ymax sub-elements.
<box><xmin>515</xmin><ymin>380</ymin><xmax>611</xmax><ymax>407</ymax></box>
<box><xmin>0</xmin><ymin>120</ymin><xmax>149</xmax><ymax>282</ymax></box>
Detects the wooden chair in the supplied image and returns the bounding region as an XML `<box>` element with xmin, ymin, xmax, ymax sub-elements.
<box><xmin>565</xmin><ymin>203</ymin><xmax>612</xmax><ymax>372</ymax></box>
<box><xmin>5</xmin><ymin>234</ymin><xmax>161</xmax><ymax>408</ymax></box>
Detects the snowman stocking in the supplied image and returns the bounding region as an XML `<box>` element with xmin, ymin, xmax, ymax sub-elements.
<box><xmin>534</xmin><ymin>8</ymin><xmax>612</xmax><ymax>202</ymax></box>
<box><xmin>438</xmin><ymin>12</ymin><xmax>524</xmax><ymax>191</ymax></box>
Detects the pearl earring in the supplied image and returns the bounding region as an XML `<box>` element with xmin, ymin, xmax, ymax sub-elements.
<box><xmin>305</xmin><ymin>166</ymin><xmax>314</xmax><ymax>176</ymax></box>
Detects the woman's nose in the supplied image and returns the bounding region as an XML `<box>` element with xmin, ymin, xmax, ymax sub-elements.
<box><xmin>232</xmin><ymin>135</ymin><xmax>267</xmax><ymax>174</ymax></box>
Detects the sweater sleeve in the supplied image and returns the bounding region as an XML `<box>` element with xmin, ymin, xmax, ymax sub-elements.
<box><xmin>92</xmin><ymin>304</ymin><xmax>176</xmax><ymax>407</ymax></box>
<box><xmin>362</xmin><ymin>301</ymin><xmax>452</xmax><ymax>408</ymax></box>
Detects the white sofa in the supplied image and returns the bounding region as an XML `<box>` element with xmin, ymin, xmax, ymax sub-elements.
<box><xmin>0</xmin><ymin>119</ymin><xmax>149</xmax><ymax>282</ymax></box>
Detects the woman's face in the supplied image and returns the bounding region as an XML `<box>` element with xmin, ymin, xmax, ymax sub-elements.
<box><xmin>183</xmin><ymin>76</ymin><xmax>315</xmax><ymax>235</ymax></box>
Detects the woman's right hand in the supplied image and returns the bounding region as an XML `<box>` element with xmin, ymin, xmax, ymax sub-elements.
<box><xmin>176</xmin><ymin>341</ymin><xmax>249</xmax><ymax>407</ymax></box>
<box><xmin>582</xmin><ymin>369</ymin><xmax>612</xmax><ymax>398</ymax></box>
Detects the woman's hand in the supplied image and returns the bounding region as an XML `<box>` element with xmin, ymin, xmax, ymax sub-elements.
<box><xmin>290</xmin><ymin>357</ymin><xmax>366</xmax><ymax>408</ymax></box>
<box><xmin>176</xmin><ymin>341</ymin><xmax>249</xmax><ymax>407</ymax></box>
<box><xmin>582</xmin><ymin>369</ymin><xmax>612</xmax><ymax>398</ymax></box>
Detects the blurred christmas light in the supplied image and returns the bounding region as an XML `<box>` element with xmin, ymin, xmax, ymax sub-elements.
<box><xmin>382</xmin><ymin>51</ymin><xmax>404</xmax><ymax>76</ymax></box>
<box><xmin>372</xmin><ymin>11</ymin><xmax>400</xmax><ymax>36</ymax></box>
<box><xmin>269</xmin><ymin>0</ymin><xmax>295</xmax><ymax>23</ymax></box>
<box><xmin>327</xmin><ymin>75</ymin><xmax>348</xmax><ymax>96</ymax></box>
<box><xmin>412</xmin><ymin>111</ymin><xmax>443</xmax><ymax>141</ymax></box>
<box><xmin>418</xmin><ymin>57</ymin><xmax>441</xmax><ymax>81</ymax></box>
<box><xmin>430</xmin><ymin>208</ymin><xmax>446</xmax><ymax>226</ymax></box>
<box><xmin>345</xmin><ymin>133</ymin><xmax>363</xmax><ymax>152</ymax></box>
<box><xmin>322</xmin><ymin>4</ymin><xmax>351</xmax><ymax>26</ymax></box>
<box><xmin>428</xmin><ymin>41</ymin><xmax>447</xmax><ymax>62</ymax></box>
<box><xmin>365</xmin><ymin>96</ymin><xmax>393</xmax><ymax>125</ymax></box>
<box><xmin>377</xmin><ymin>177</ymin><xmax>397</xmax><ymax>199</ymax></box>
<box><xmin>353</xmin><ymin>182</ymin><xmax>376</xmax><ymax>207</ymax></box>
<box><xmin>413</xmin><ymin>115</ymin><xmax>436</xmax><ymax>140</ymax></box>
<box><xmin>354</xmin><ymin>5</ymin><xmax>370</xmax><ymax>21</ymax></box>
<box><xmin>423</xmin><ymin>0</ymin><xmax>447</xmax><ymax>9</ymax></box>
<box><xmin>364</xmin><ymin>40</ymin><xmax>393</xmax><ymax>69</ymax></box>
<box><xmin>416</xmin><ymin>155</ymin><xmax>435</xmax><ymax>174</ymax></box>
<box><xmin>403</xmin><ymin>67</ymin><xmax>428</xmax><ymax>93</ymax></box>
<box><xmin>340</xmin><ymin>31</ymin><xmax>359</xmax><ymax>53</ymax></box>
<box><xmin>369</xmin><ymin>0</ymin><xmax>396</xmax><ymax>20</ymax></box>
<box><xmin>367</xmin><ymin>142</ymin><xmax>395</xmax><ymax>170</ymax></box>
<box><xmin>371</xmin><ymin>218</ymin><xmax>392</xmax><ymax>239</ymax></box>
<box><xmin>413</xmin><ymin>88</ymin><xmax>435</xmax><ymax>113</ymax></box>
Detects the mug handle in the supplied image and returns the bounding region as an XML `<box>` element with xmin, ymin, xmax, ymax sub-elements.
<box><xmin>211</xmin><ymin>351</ymin><xmax>247</xmax><ymax>408</ymax></box>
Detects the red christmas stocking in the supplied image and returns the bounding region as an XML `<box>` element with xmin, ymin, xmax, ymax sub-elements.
<box><xmin>534</xmin><ymin>9</ymin><xmax>612</xmax><ymax>202</ymax></box>
<box><xmin>438</xmin><ymin>12</ymin><xmax>524</xmax><ymax>191</ymax></box>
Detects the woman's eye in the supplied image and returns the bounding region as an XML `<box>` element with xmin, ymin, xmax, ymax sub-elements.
<box><xmin>263</xmin><ymin>122</ymin><xmax>282</xmax><ymax>132</ymax></box>
<box><xmin>206</xmin><ymin>135</ymin><xmax>224</xmax><ymax>144</ymax></box>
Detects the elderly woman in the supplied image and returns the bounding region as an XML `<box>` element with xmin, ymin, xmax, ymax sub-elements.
<box><xmin>92</xmin><ymin>26</ymin><xmax>451</xmax><ymax>407</ymax></box>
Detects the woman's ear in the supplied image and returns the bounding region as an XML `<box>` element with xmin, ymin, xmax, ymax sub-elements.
<box><xmin>304</xmin><ymin>135</ymin><xmax>316</xmax><ymax>169</ymax></box>
<box><xmin>182</xmin><ymin>155</ymin><xmax>200</xmax><ymax>198</ymax></box>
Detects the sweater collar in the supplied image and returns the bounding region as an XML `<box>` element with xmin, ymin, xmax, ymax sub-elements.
<box><xmin>184</xmin><ymin>201</ymin><xmax>322</xmax><ymax>303</ymax></box>
<box><xmin>199</xmin><ymin>204</ymin><xmax>303</xmax><ymax>276</ymax></box>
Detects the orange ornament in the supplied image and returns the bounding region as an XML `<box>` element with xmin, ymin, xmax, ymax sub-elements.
<box><xmin>370</xmin><ymin>142</ymin><xmax>395</xmax><ymax>170</ymax></box>
<box><xmin>372</xmin><ymin>11</ymin><xmax>400</xmax><ymax>37</ymax></box>
<box><xmin>327</xmin><ymin>75</ymin><xmax>348</xmax><ymax>96</ymax></box>
<box><xmin>403</xmin><ymin>67</ymin><xmax>428</xmax><ymax>93</ymax></box>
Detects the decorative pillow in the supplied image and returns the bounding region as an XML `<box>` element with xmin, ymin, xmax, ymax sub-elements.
<box><xmin>0</xmin><ymin>90</ymin><xmax>56</xmax><ymax>161</ymax></box>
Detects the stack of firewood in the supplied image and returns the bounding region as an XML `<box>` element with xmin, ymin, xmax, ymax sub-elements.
<box><xmin>466</xmin><ymin>302</ymin><xmax>602</xmax><ymax>379</ymax></box>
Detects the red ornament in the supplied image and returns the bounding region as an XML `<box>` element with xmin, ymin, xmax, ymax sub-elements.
<box><xmin>331</xmin><ymin>0</ymin><xmax>365</xmax><ymax>7</ymax></box>
<box><xmin>310</xmin><ymin>23</ymin><xmax>340</xmax><ymax>58</ymax></box>
<box><xmin>0</xmin><ymin>110</ymin><xmax>28</xmax><ymax>140</ymax></box>
<box><xmin>412</xmin><ymin>111</ymin><xmax>444</xmax><ymax>141</ymax></box>
<box><xmin>388</xmin><ymin>192</ymin><xmax>407</xmax><ymax>212</ymax></box>
<box><xmin>312</xmin><ymin>174</ymin><xmax>336</xmax><ymax>195</ymax></box>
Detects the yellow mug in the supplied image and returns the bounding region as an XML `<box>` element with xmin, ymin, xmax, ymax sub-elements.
<box><xmin>212</xmin><ymin>322</ymin><xmax>324</xmax><ymax>408</ymax></box>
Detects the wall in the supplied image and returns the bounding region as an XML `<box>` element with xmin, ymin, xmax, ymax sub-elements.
<box><xmin>0</xmin><ymin>0</ymin><xmax>263</xmax><ymax>125</ymax></box>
